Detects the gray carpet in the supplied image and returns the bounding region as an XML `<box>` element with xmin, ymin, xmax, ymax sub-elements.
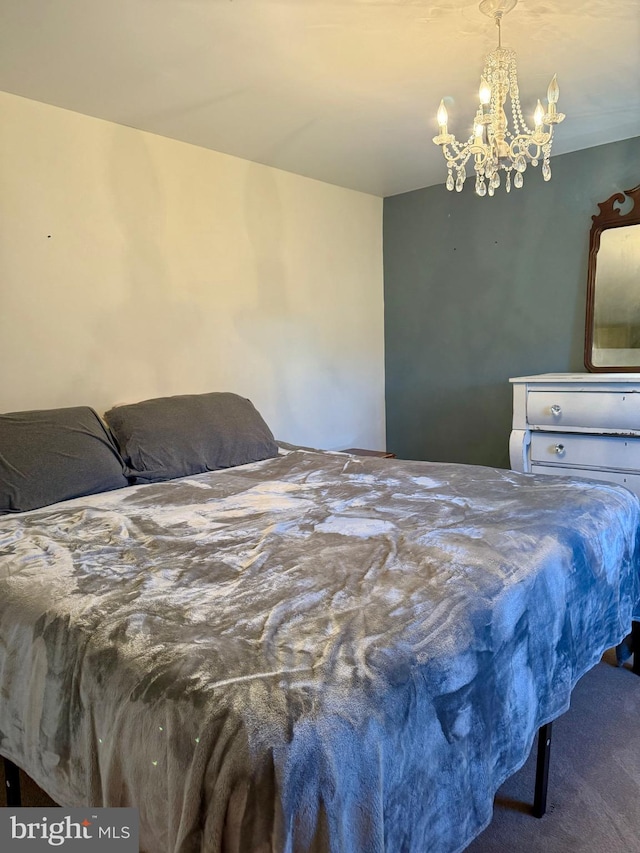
<box><xmin>466</xmin><ymin>649</ymin><xmax>640</xmax><ymax>853</ymax></box>
<box><xmin>2</xmin><ymin>651</ymin><xmax>639</xmax><ymax>852</ymax></box>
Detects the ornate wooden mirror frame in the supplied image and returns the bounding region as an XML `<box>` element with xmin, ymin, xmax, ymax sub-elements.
<box><xmin>585</xmin><ymin>184</ymin><xmax>640</xmax><ymax>372</ymax></box>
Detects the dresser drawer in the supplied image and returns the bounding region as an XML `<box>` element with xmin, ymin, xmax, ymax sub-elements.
<box><xmin>530</xmin><ymin>432</ymin><xmax>640</xmax><ymax>471</ymax></box>
<box><xmin>527</xmin><ymin>390</ymin><xmax>640</xmax><ymax>432</ymax></box>
<box><xmin>531</xmin><ymin>464</ymin><xmax>640</xmax><ymax>496</ymax></box>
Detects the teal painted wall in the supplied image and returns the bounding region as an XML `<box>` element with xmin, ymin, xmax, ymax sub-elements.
<box><xmin>383</xmin><ymin>137</ymin><xmax>640</xmax><ymax>468</ymax></box>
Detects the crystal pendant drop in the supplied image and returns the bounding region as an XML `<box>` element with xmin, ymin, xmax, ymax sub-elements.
<box><xmin>491</xmin><ymin>171</ymin><xmax>500</xmax><ymax>189</ymax></box>
<box><xmin>505</xmin><ymin>172</ymin><xmax>512</xmax><ymax>193</ymax></box>
<box><xmin>542</xmin><ymin>160</ymin><xmax>551</xmax><ymax>181</ymax></box>
<box><xmin>476</xmin><ymin>179</ymin><xmax>487</xmax><ymax>197</ymax></box>
<box><xmin>446</xmin><ymin>171</ymin><xmax>454</xmax><ymax>191</ymax></box>
<box><xmin>514</xmin><ymin>171</ymin><xmax>524</xmax><ymax>189</ymax></box>
<box><xmin>455</xmin><ymin>173</ymin><xmax>464</xmax><ymax>192</ymax></box>
<box><xmin>514</xmin><ymin>155</ymin><xmax>526</xmax><ymax>173</ymax></box>
<box><xmin>531</xmin><ymin>158</ymin><xmax>538</xmax><ymax>167</ymax></box>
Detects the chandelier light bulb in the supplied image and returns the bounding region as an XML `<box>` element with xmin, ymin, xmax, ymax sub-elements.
<box><xmin>479</xmin><ymin>77</ymin><xmax>492</xmax><ymax>105</ymax></box>
<box><xmin>432</xmin><ymin>0</ymin><xmax>565</xmax><ymax>196</ymax></box>
<box><xmin>437</xmin><ymin>100</ymin><xmax>449</xmax><ymax>130</ymax></box>
<box><xmin>534</xmin><ymin>99</ymin><xmax>545</xmax><ymax>128</ymax></box>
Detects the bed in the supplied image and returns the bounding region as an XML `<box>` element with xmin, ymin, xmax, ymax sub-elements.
<box><xmin>0</xmin><ymin>393</ymin><xmax>638</xmax><ymax>853</ymax></box>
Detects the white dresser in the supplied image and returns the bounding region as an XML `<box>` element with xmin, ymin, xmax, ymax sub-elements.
<box><xmin>510</xmin><ymin>373</ymin><xmax>640</xmax><ymax>497</ymax></box>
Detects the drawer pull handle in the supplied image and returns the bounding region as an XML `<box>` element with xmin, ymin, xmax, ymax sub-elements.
<box><xmin>550</xmin><ymin>404</ymin><xmax>562</xmax><ymax>417</ymax></box>
<box><xmin>554</xmin><ymin>444</ymin><xmax>565</xmax><ymax>456</ymax></box>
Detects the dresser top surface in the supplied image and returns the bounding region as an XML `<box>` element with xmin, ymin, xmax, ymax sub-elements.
<box><xmin>510</xmin><ymin>372</ymin><xmax>640</xmax><ymax>384</ymax></box>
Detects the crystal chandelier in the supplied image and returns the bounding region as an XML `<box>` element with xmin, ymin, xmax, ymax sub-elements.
<box><xmin>432</xmin><ymin>0</ymin><xmax>565</xmax><ymax>196</ymax></box>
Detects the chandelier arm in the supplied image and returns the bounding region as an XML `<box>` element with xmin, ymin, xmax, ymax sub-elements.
<box><xmin>509</xmin><ymin>136</ymin><xmax>543</xmax><ymax>161</ymax></box>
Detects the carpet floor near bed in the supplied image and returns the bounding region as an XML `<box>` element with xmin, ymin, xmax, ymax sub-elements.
<box><xmin>2</xmin><ymin>651</ymin><xmax>638</xmax><ymax>853</ymax></box>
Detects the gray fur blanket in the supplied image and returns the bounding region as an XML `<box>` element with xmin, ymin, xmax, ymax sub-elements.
<box><xmin>0</xmin><ymin>450</ymin><xmax>638</xmax><ymax>852</ymax></box>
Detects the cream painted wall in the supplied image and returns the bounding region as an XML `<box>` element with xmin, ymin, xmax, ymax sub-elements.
<box><xmin>0</xmin><ymin>91</ymin><xmax>385</xmax><ymax>450</ymax></box>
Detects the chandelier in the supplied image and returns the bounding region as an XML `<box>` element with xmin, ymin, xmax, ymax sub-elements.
<box><xmin>432</xmin><ymin>0</ymin><xmax>565</xmax><ymax>196</ymax></box>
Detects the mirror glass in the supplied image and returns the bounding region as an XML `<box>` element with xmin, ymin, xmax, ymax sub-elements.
<box><xmin>585</xmin><ymin>186</ymin><xmax>640</xmax><ymax>372</ymax></box>
<box><xmin>591</xmin><ymin>225</ymin><xmax>640</xmax><ymax>367</ymax></box>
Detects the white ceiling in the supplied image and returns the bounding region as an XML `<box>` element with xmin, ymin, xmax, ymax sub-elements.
<box><xmin>0</xmin><ymin>0</ymin><xmax>638</xmax><ymax>197</ymax></box>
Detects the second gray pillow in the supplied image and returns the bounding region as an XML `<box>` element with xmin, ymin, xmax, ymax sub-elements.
<box><xmin>105</xmin><ymin>392</ymin><xmax>278</xmax><ymax>483</ymax></box>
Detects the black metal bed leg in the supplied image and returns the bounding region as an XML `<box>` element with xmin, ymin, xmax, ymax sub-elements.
<box><xmin>3</xmin><ymin>757</ymin><xmax>22</xmax><ymax>807</ymax></box>
<box><xmin>632</xmin><ymin>621</ymin><xmax>640</xmax><ymax>676</ymax></box>
<box><xmin>533</xmin><ymin>722</ymin><xmax>552</xmax><ymax>818</ymax></box>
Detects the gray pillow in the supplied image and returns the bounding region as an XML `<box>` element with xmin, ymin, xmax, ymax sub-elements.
<box><xmin>104</xmin><ymin>392</ymin><xmax>278</xmax><ymax>483</ymax></box>
<box><xmin>0</xmin><ymin>406</ymin><xmax>129</xmax><ymax>514</ymax></box>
